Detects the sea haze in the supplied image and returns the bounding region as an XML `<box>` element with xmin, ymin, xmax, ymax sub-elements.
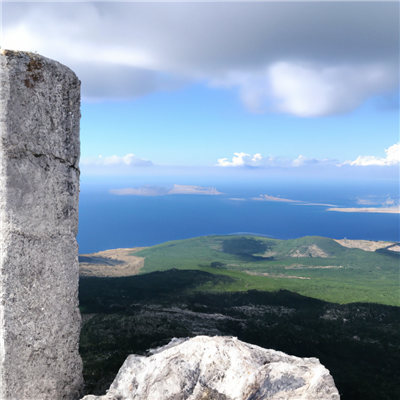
<box><xmin>77</xmin><ymin>177</ymin><xmax>399</xmax><ymax>254</ymax></box>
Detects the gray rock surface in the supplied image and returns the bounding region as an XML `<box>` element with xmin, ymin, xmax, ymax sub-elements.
<box><xmin>82</xmin><ymin>336</ymin><xmax>340</xmax><ymax>400</ymax></box>
<box><xmin>0</xmin><ymin>50</ymin><xmax>83</xmax><ymax>399</ymax></box>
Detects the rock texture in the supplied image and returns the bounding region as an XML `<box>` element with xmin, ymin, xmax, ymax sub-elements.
<box><xmin>0</xmin><ymin>50</ymin><xmax>83</xmax><ymax>399</ymax></box>
<box><xmin>82</xmin><ymin>336</ymin><xmax>340</xmax><ymax>400</ymax></box>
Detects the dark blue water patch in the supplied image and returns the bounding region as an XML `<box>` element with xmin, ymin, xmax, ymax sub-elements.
<box><xmin>77</xmin><ymin>186</ymin><xmax>399</xmax><ymax>254</ymax></box>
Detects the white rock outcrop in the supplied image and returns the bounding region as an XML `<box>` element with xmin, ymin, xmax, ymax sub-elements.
<box><xmin>82</xmin><ymin>336</ymin><xmax>340</xmax><ymax>400</ymax></box>
<box><xmin>0</xmin><ymin>50</ymin><xmax>83</xmax><ymax>399</ymax></box>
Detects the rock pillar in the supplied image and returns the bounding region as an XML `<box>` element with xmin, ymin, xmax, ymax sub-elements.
<box><xmin>0</xmin><ymin>50</ymin><xmax>83</xmax><ymax>399</ymax></box>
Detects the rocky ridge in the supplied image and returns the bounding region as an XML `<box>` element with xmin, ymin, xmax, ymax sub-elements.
<box><xmin>81</xmin><ymin>336</ymin><xmax>340</xmax><ymax>400</ymax></box>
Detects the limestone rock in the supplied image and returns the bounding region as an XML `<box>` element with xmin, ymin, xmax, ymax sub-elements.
<box><xmin>81</xmin><ymin>336</ymin><xmax>340</xmax><ymax>400</ymax></box>
<box><xmin>0</xmin><ymin>50</ymin><xmax>83</xmax><ymax>399</ymax></box>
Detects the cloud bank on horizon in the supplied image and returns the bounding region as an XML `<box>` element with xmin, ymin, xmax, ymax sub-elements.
<box><xmin>216</xmin><ymin>152</ymin><xmax>337</xmax><ymax>168</ymax></box>
<box><xmin>216</xmin><ymin>143</ymin><xmax>400</xmax><ymax>168</ymax></box>
<box><xmin>81</xmin><ymin>154</ymin><xmax>153</xmax><ymax>167</ymax></box>
<box><xmin>3</xmin><ymin>2</ymin><xmax>399</xmax><ymax>117</ymax></box>
<box><xmin>79</xmin><ymin>142</ymin><xmax>399</xmax><ymax>173</ymax></box>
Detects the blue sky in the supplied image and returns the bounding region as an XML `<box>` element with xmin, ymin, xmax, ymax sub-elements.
<box><xmin>79</xmin><ymin>85</ymin><xmax>399</xmax><ymax>166</ymax></box>
<box><xmin>2</xmin><ymin>1</ymin><xmax>399</xmax><ymax>181</ymax></box>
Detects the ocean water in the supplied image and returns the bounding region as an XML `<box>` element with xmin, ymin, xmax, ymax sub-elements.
<box><xmin>77</xmin><ymin>178</ymin><xmax>399</xmax><ymax>254</ymax></box>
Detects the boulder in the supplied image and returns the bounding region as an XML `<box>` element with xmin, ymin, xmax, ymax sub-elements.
<box><xmin>82</xmin><ymin>335</ymin><xmax>340</xmax><ymax>400</ymax></box>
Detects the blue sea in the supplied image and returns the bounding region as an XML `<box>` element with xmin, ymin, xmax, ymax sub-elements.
<box><xmin>77</xmin><ymin>177</ymin><xmax>399</xmax><ymax>254</ymax></box>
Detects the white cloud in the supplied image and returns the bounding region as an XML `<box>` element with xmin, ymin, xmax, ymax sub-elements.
<box><xmin>343</xmin><ymin>142</ymin><xmax>399</xmax><ymax>166</ymax></box>
<box><xmin>3</xmin><ymin>2</ymin><xmax>398</xmax><ymax>116</ymax></box>
<box><xmin>81</xmin><ymin>154</ymin><xmax>153</xmax><ymax>167</ymax></box>
<box><xmin>217</xmin><ymin>152</ymin><xmax>268</xmax><ymax>167</ymax></box>
<box><xmin>217</xmin><ymin>152</ymin><xmax>336</xmax><ymax>168</ymax></box>
<box><xmin>268</xmin><ymin>62</ymin><xmax>398</xmax><ymax>117</ymax></box>
<box><xmin>291</xmin><ymin>155</ymin><xmax>338</xmax><ymax>167</ymax></box>
<box><xmin>110</xmin><ymin>184</ymin><xmax>223</xmax><ymax>196</ymax></box>
<box><xmin>292</xmin><ymin>155</ymin><xmax>320</xmax><ymax>167</ymax></box>
<box><xmin>211</xmin><ymin>62</ymin><xmax>398</xmax><ymax>116</ymax></box>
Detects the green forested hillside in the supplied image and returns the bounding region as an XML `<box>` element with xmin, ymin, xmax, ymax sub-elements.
<box><xmin>134</xmin><ymin>235</ymin><xmax>399</xmax><ymax>306</ymax></box>
<box><xmin>79</xmin><ymin>236</ymin><xmax>400</xmax><ymax>398</ymax></box>
<box><xmin>79</xmin><ymin>270</ymin><xmax>400</xmax><ymax>399</ymax></box>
